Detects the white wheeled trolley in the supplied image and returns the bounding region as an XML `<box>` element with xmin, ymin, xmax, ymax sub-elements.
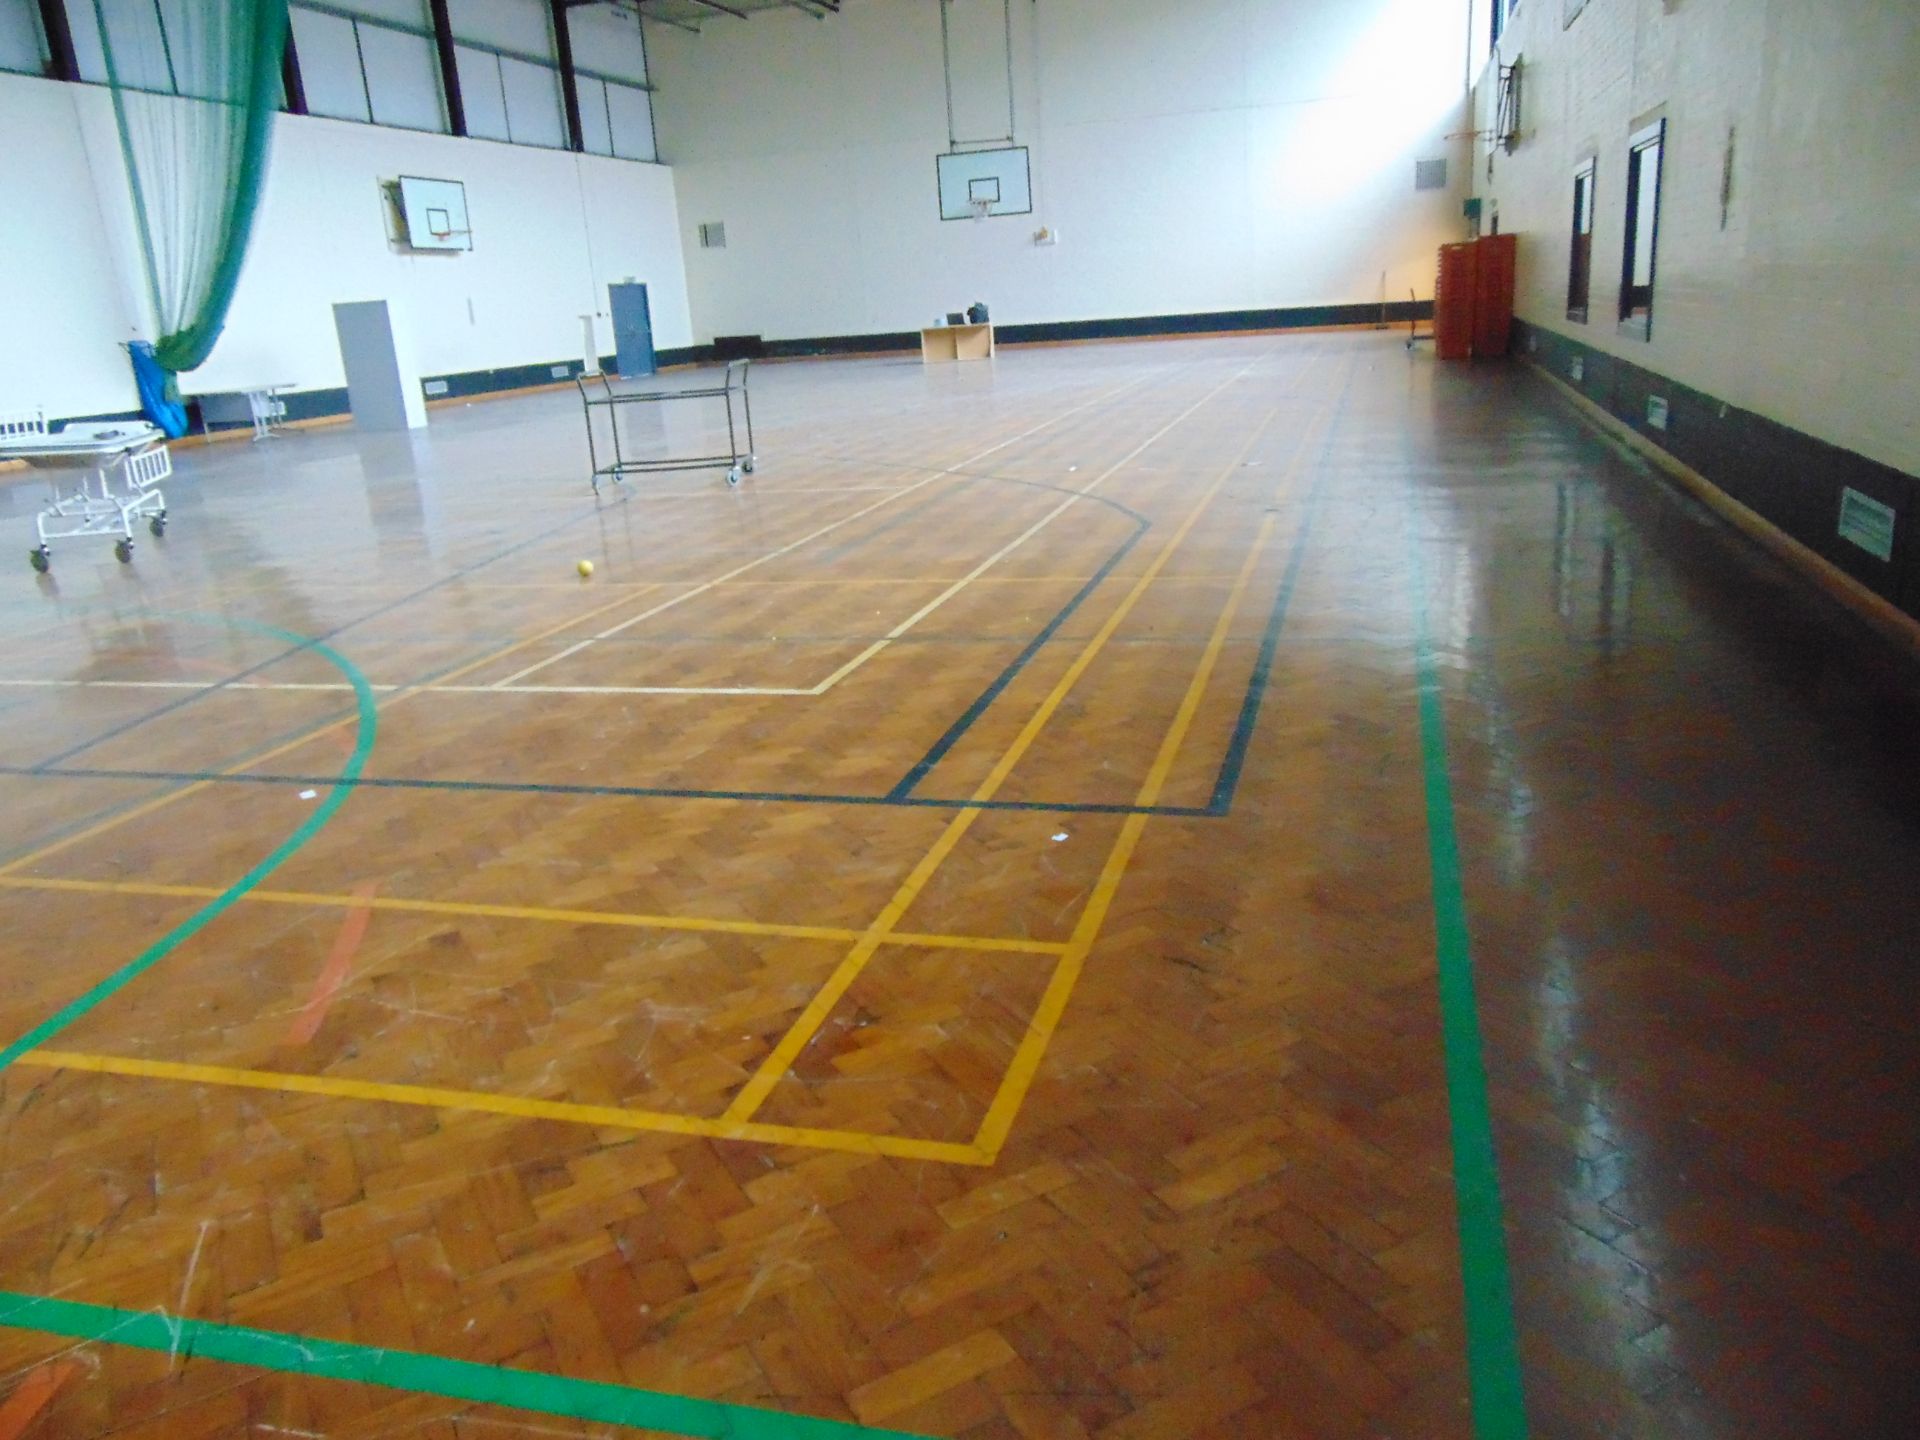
<box><xmin>0</xmin><ymin>410</ymin><xmax>172</xmax><ymax>571</ymax></box>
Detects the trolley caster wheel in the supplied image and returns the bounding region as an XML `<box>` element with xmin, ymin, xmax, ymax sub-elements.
<box><xmin>741</xmin><ymin>456</ymin><xmax>756</xmax><ymax>475</ymax></box>
<box><xmin>29</xmin><ymin>547</ymin><xmax>49</xmax><ymax>574</ymax></box>
<box><xmin>114</xmin><ymin>539</ymin><xmax>134</xmax><ymax>564</ymax></box>
<box><xmin>726</xmin><ymin>466</ymin><xmax>743</xmax><ymax>488</ymax></box>
<box><xmin>149</xmin><ymin>515</ymin><xmax>167</xmax><ymax>538</ymax></box>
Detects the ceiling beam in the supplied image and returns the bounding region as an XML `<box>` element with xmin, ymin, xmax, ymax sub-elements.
<box><xmin>548</xmin><ymin>0</ymin><xmax>586</xmax><ymax>151</ymax></box>
<box><xmin>427</xmin><ymin>0</ymin><xmax>467</xmax><ymax>137</ymax></box>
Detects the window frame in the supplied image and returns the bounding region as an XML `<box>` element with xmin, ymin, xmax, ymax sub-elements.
<box><xmin>1567</xmin><ymin>157</ymin><xmax>1595</xmax><ymax>323</ymax></box>
<box><xmin>1618</xmin><ymin>118</ymin><xmax>1666</xmax><ymax>340</ymax></box>
<box><xmin>285</xmin><ymin>0</ymin><xmax>657</xmax><ymax>159</ymax></box>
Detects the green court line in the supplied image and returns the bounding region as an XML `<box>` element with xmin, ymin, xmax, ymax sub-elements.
<box><xmin>0</xmin><ymin>616</ymin><xmax>376</xmax><ymax>1069</ymax></box>
<box><xmin>0</xmin><ymin>1292</ymin><xmax>930</xmax><ymax>1439</ymax></box>
<box><xmin>0</xmin><ymin>616</ymin><xmax>927</xmax><ymax>1436</ymax></box>
<box><xmin>1410</xmin><ymin>534</ymin><xmax>1531</xmax><ymax>1438</ymax></box>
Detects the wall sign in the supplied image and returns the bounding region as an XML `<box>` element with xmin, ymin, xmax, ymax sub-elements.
<box><xmin>1837</xmin><ymin>488</ymin><xmax>1897</xmax><ymax>562</ymax></box>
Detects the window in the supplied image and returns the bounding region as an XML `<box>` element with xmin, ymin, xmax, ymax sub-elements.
<box><xmin>289</xmin><ymin>4</ymin><xmax>448</xmax><ymax>131</ymax></box>
<box><xmin>1492</xmin><ymin>0</ymin><xmax>1520</xmax><ymax>45</ymax></box>
<box><xmin>0</xmin><ymin>0</ymin><xmax>48</xmax><ymax>77</ymax></box>
<box><xmin>1619</xmin><ymin>119</ymin><xmax>1665</xmax><ymax>338</ymax></box>
<box><xmin>1567</xmin><ymin>160</ymin><xmax>1594</xmax><ymax>321</ymax></box>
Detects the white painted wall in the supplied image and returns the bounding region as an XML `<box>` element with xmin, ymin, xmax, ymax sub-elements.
<box><xmin>0</xmin><ymin>75</ymin><xmax>144</xmax><ymax>422</ymax></box>
<box><xmin>651</xmin><ymin>0</ymin><xmax>1472</xmax><ymax>344</ymax></box>
<box><xmin>1469</xmin><ymin>0</ymin><xmax>1920</xmax><ymax>477</ymax></box>
<box><xmin>0</xmin><ymin>68</ymin><xmax>690</xmax><ymax>421</ymax></box>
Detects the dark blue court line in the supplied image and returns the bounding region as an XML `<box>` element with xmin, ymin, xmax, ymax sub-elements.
<box><xmin>1204</xmin><ymin>375</ymin><xmax>1349</xmax><ymax>814</ymax></box>
<box><xmin>21</xmin><ymin>406</ymin><xmax>1157</xmax><ymax>780</ymax></box>
<box><xmin>890</xmin><ymin>520</ymin><xmax>1148</xmax><ymax>800</ymax></box>
<box><xmin>1204</xmin><ymin>493</ymin><xmax>1328</xmax><ymax>813</ymax></box>
<box><xmin>24</xmin><ymin>493</ymin><xmax>643</xmax><ymax>774</ymax></box>
<box><xmin>0</xmin><ymin>765</ymin><xmax>1213</xmax><ymax>818</ymax></box>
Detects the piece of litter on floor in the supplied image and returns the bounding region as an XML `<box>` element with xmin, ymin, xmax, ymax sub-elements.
<box><xmin>298</xmin><ymin>789</ymin><xmax>317</xmax><ymax>800</ymax></box>
<box><xmin>1052</xmin><ymin>831</ymin><xmax>1069</xmax><ymax>842</ymax></box>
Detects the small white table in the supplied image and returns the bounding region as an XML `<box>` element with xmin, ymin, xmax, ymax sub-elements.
<box><xmin>188</xmin><ymin>382</ymin><xmax>296</xmax><ymax>440</ymax></box>
<box><xmin>0</xmin><ymin>413</ymin><xmax>172</xmax><ymax>571</ymax></box>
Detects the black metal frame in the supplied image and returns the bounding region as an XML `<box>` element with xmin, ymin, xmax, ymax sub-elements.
<box><xmin>36</xmin><ymin>0</ymin><xmax>77</xmax><ymax>81</ymax></box>
<box><xmin>427</xmin><ymin>0</ymin><xmax>465</xmax><ymax>135</ymax></box>
<box><xmin>577</xmin><ymin>360</ymin><xmax>756</xmax><ymax>490</ymax></box>
<box><xmin>548</xmin><ymin>0</ymin><xmax>584</xmax><ymax>151</ymax></box>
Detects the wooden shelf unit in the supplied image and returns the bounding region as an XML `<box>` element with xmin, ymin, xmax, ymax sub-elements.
<box><xmin>920</xmin><ymin>322</ymin><xmax>995</xmax><ymax>363</ymax></box>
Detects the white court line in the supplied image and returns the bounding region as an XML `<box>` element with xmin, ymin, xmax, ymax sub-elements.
<box><xmin>487</xmin><ymin>361</ymin><xmax>1192</xmax><ymax>690</ymax></box>
<box><xmin>8</xmin><ymin>359</ymin><xmax>1263</xmax><ymax>703</ymax></box>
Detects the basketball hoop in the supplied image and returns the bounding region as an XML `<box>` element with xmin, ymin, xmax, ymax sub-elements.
<box><xmin>968</xmin><ymin>196</ymin><xmax>992</xmax><ymax>222</ymax></box>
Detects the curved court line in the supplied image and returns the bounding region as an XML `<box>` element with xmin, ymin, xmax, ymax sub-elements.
<box><xmin>0</xmin><ymin>1291</ymin><xmax>934</xmax><ymax>1440</ymax></box>
<box><xmin>0</xmin><ymin>617</ymin><xmax>377</xmax><ymax>1070</ymax></box>
<box><xmin>493</xmin><ymin>363</ymin><xmax>1178</xmax><ymax>688</ymax></box>
<box><xmin>22</xmin><ymin>486</ymin><xmax>630</xmax><ymax>775</ymax></box>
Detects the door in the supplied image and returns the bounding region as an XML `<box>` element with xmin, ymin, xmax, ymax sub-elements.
<box><xmin>609</xmin><ymin>283</ymin><xmax>654</xmax><ymax>378</ymax></box>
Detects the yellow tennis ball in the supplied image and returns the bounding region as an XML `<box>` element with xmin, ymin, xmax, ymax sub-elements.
<box><xmin>577</xmin><ymin>559</ymin><xmax>594</xmax><ymax>577</ymax></box>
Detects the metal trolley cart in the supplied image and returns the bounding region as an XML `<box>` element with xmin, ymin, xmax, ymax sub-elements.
<box><xmin>576</xmin><ymin>359</ymin><xmax>756</xmax><ymax>491</ymax></box>
<box><xmin>1</xmin><ymin>411</ymin><xmax>172</xmax><ymax>571</ymax></box>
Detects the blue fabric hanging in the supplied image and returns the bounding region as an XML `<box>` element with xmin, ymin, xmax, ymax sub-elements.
<box><xmin>127</xmin><ymin>341</ymin><xmax>188</xmax><ymax>438</ymax></box>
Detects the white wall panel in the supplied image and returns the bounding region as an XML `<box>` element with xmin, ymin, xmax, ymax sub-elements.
<box><xmin>0</xmin><ymin>68</ymin><xmax>690</xmax><ymax>420</ymax></box>
<box><xmin>652</xmin><ymin>0</ymin><xmax>1469</xmax><ymax>344</ymax></box>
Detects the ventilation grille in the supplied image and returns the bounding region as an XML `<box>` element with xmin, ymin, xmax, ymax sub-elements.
<box><xmin>1415</xmin><ymin>159</ymin><xmax>1448</xmax><ymax>191</ymax></box>
<box><xmin>698</xmin><ymin>221</ymin><xmax>726</xmax><ymax>249</ymax></box>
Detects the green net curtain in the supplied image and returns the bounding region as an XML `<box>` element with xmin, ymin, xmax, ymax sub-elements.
<box><xmin>93</xmin><ymin>0</ymin><xmax>290</xmax><ymax>374</ymax></box>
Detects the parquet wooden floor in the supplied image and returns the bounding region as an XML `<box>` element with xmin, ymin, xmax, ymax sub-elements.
<box><xmin>1</xmin><ymin>333</ymin><xmax>1917</xmax><ymax>1438</ymax></box>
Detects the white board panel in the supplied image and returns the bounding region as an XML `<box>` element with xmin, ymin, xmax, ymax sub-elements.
<box><xmin>935</xmin><ymin>146</ymin><xmax>1031</xmax><ymax>220</ymax></box>
<box><xmin>397</xmin><ymin>174</ymin><xmax>471</xmax><ymax>250</ymax></box>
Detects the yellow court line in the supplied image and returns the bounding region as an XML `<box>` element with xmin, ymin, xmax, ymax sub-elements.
<box><xmin>0</xmin><ymin>875</ymin><xmax>1066</xmax><ymax>957</ymax></box>
<box><xmin>14</xmin><ymin>1050</ymin><xmax>991</xmax><ymax>1167</ymax></box>
<box><xmin>492</xmin><ymin>366</ymin><xmax>1173</xmax><ymax>689</ymax></box>
<box><xmin>971</xmin><ymin>406</ymin><xmax>1336</xmax><ymax>1160</ymax></box>
<box><xmin>722</xmin><ymin>386</ymin><xmax>1293</xmax><ymax>1126</ymax></box>
<box><xmin>0</xmin><ymin>581</ymin><xmax>666</xmax><ymax>881</ymax></box>
<box><xmin>3</xmin><ymin>363</ymin><xmax>1167</xmax><ymax>875</ymax></box>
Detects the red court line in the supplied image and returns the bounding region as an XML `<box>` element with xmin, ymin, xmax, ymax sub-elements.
<box><xmin>0</xmin><ymin>1360</ymin><xmax>83</xmax><ymax>1439</ymax></box>
<box><xmin>284</xmin><ymin>881</ymin><xmax>379</xmax><ymax>1046</ymax></box>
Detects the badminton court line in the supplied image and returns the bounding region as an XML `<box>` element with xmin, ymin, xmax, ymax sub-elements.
<box><xmin>0</xmin><ymin>370</ymin><xmax>1227</xmax><ymax>703</ymax></box>
<box><xmin>488</xmin><ymin>363</ymin><xmax>1235</xmax><ymax>690</ymax></box>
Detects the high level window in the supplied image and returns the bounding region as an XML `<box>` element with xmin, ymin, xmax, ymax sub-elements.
<box><xmin>1568</xmin><ymin>160</ymin><xmax>1595</xmax><ymax>322</ymax></box>
<box><xmin>1619</xmin><ymin>119</ymin><xmax>1666</xmax><ymax>338</ymax></box>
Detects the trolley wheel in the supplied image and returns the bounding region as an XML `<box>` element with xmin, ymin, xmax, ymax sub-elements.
<box><xmin>149</xmin><ymin>515</ymin><xmax>167</xmax><ymax>538</ymax></box>
<box><xmin>114</xmin><ymin>539</ymin><xmax>134</xmax><ymax>564</ymax></box>
<box><xmin>726</xmin><ymin>466</ymin><xmax>743</xmax><ymax>488</ymax></box>
<box><xmin>29</xmin><ymin>547</ymin><xmax>49</xmax><ymax>574</ymax></box>
<box><xmin>741</xmin><ymin>456</ymin><xmax>757</xmax><ymax>475</ymax></box>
